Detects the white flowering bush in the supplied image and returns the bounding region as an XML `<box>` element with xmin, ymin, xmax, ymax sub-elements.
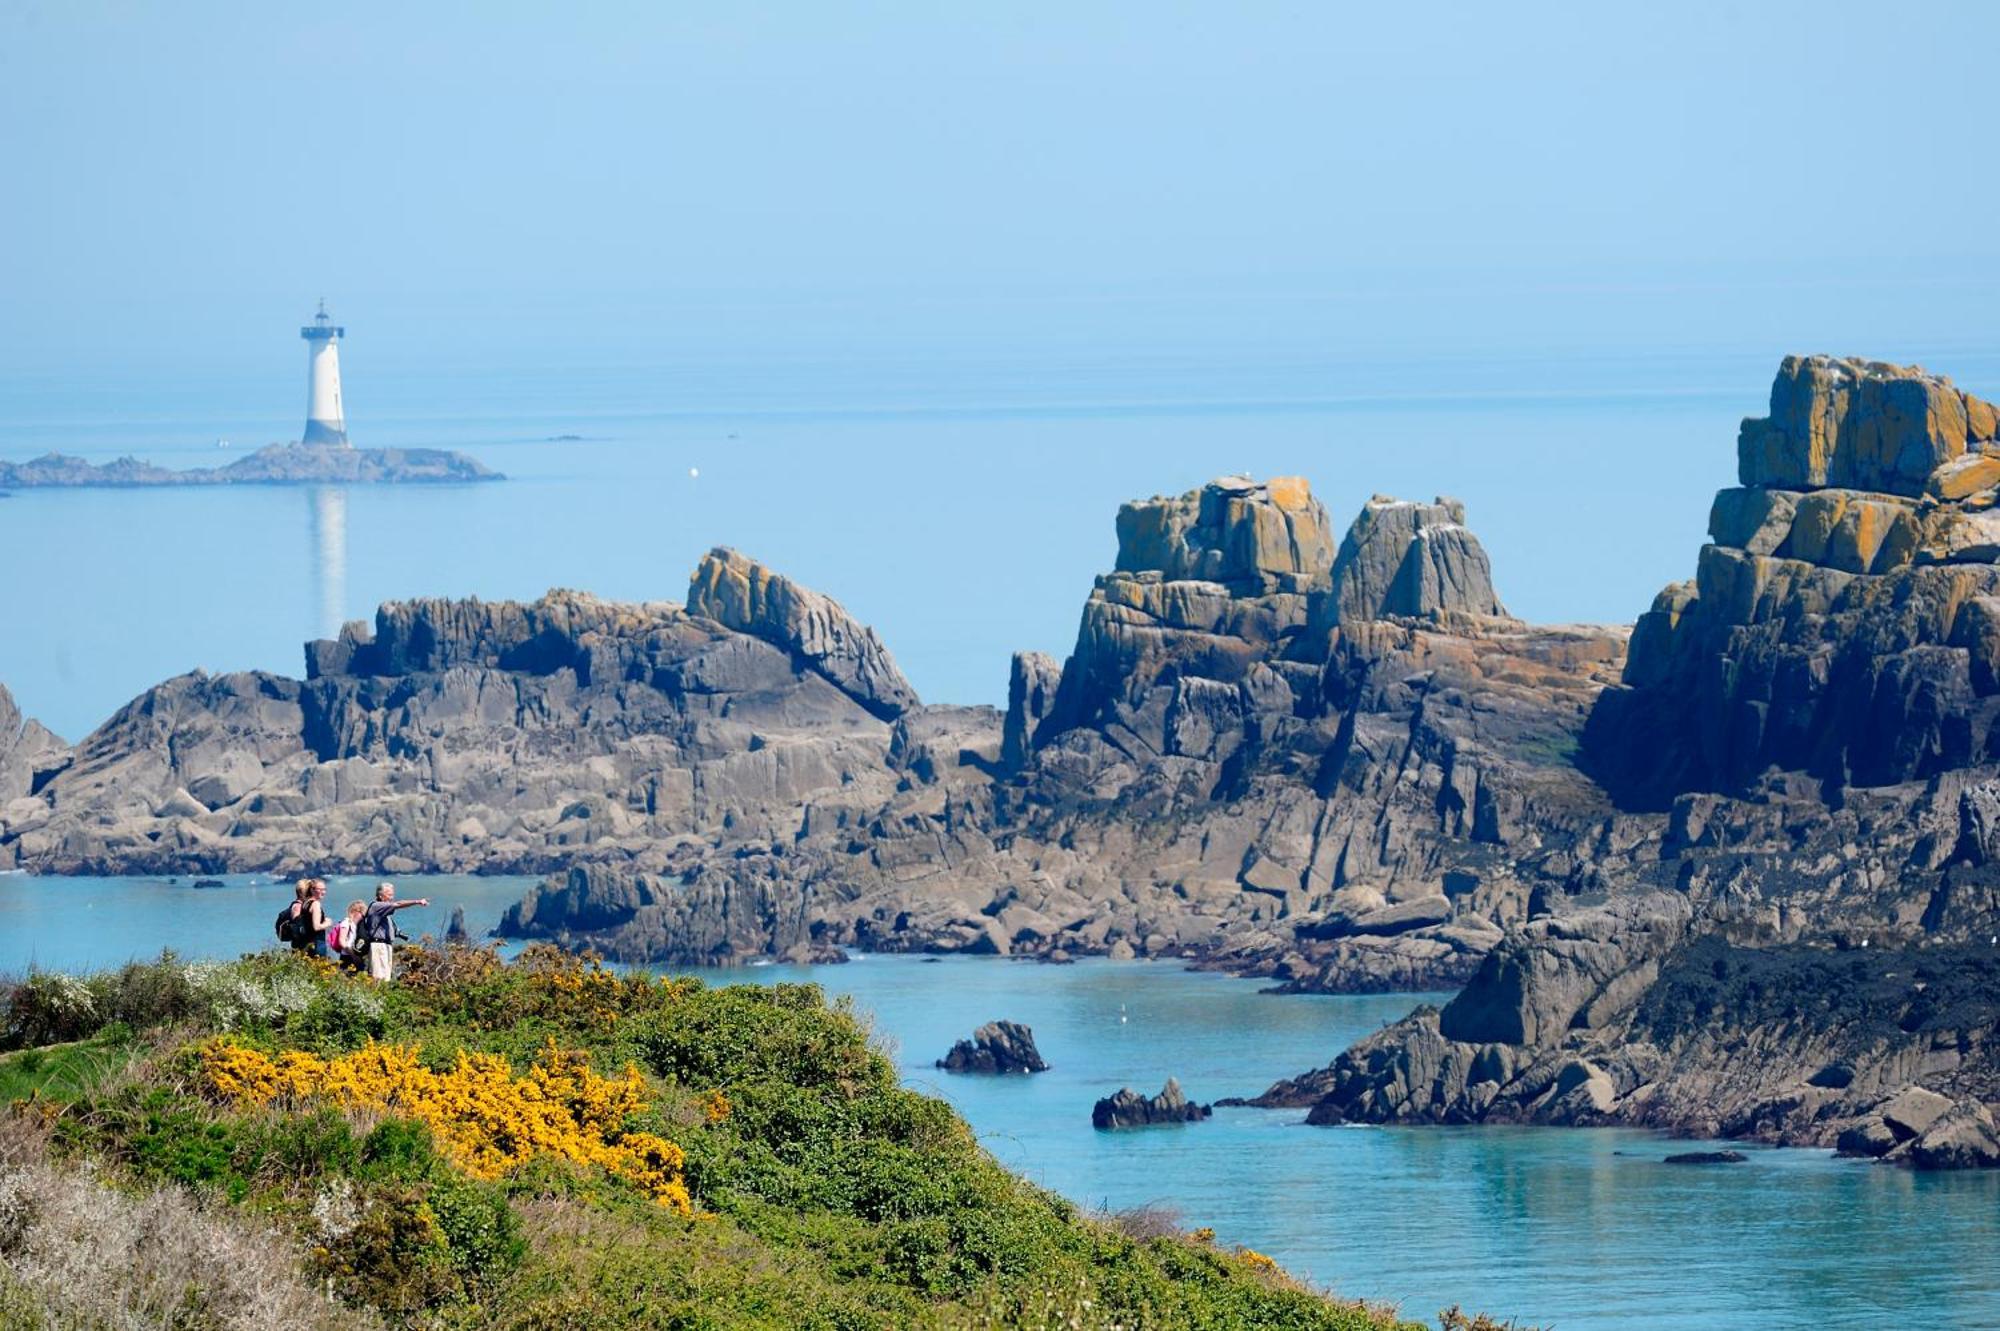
<box><xmin>2</xmin><ymin>973</ymin><xmax>99</xmax><ymax>1047</ymax></box>
<box><xmin>180</xmin><ymin>961</ymin><xmax>318</xmax><ymax>1032</ymax></box>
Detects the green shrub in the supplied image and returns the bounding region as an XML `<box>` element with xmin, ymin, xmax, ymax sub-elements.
<box><xmin>360</xmin><ymin>1117</ymin><xmax>441</xmax><ymax>1181</ymax></box>
<box><xmin>427</xmin><ymin>1171</ymin><xmax>527</xmax><ymax>1288</ymax></box>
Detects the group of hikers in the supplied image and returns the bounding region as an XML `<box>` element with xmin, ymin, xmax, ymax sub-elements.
<box><xmin>276</xmin><ymin>878</ymin><xmax>431</xmax><ymax>981</ymax></box>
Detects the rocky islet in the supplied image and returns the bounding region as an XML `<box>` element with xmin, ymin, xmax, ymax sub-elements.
<box><xmin>1091</xmin><ymin>1077</ymin><xmax>1213</xmax><ymax>1129</ymax></box>
<box><xmin>935</xmin><ymin>1020</ymin><xmax>1049</xmax><ymax>1075</ymax></box>
<box><xmin>0</xmin><ymin>442</ymin><xmax>501</xmax><ymax>488</ymax></box>
<box><xmin>4</xmin><ymin>356</ymin><xmax>1999</xmax><ymax>1167</ymax></box>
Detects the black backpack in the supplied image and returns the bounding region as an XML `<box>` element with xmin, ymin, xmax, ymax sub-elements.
<box><xmin>274</xmin><ymin>903</ymin><xmax>300</xmax><ymax>942</ymax></box>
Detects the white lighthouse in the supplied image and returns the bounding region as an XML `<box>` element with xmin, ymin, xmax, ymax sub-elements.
<box><xmin>300</xmin><ymin>300</ymin><xmax>348</xmax><ymax>446</ymax></box>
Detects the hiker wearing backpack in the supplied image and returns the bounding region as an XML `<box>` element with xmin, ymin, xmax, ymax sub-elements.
<box><xmin>326</xmin><ymin>899</ymin><xmax>369</xmax><ymax>971</ymax></box>
<box><xmin>360</xmin><ymin>882</ymin><xmax>430</xmax><ymax>981</ymax></box>
<box><xmin>275</xmin><ymin>878</ymin><xmax>329</xmax><ymax>955</ymax></box>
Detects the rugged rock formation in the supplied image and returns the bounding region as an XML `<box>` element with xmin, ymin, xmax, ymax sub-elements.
<box><xmin>0</xmin><ymin>471</ymin><xmax>1625</xmax><ymax>995</ymax></box>
<box><xmin>0</xmin><ymin>686</ymin><xmax>66</xmax><ymax>869</ymax></box>
<box><xmin>1326</xmin><ymin>495</ymin><xmax>1508</xmax><ymax>626</ymax></box>
<box><xmin>1251</xmin><ymin>357</ymin><xmax>2000</xmax><ymax>1166</ymax></box>
<box><xmin>687</xmin><ymin>547</ymin><xmax>918</xmax><ymax>720</ymax></box>
<box><xmin>0</xmin><ymin>562</ymin><xmax>916</xmax><ymax>876</ymax></box>
<box><xmin>0</xmin><ymin>442</ymin><xmax>500</xmax><ymax>488</ymax></box>
<box><xmin>1091</xmin><ymin>1078</ymin><xmax>1212</xmax><ymax>1129</ymax></box>
<box><xmin>935</xmin><ymin>1021</ymin><xmax>1048</xmax><ymax>1074</ymax></box>
<box><xmin>1590</xmin><ymin>355</ymin><xmax>2000</xmax><ymax>803</ymax></box>
<box><xmin>0</xmin><ymin>685</ymin><xmax>64</xmax><ymax>804</ymax></box>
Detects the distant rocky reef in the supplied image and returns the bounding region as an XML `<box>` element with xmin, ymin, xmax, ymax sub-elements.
<box><xmin>0</xmin><ymin>441</ymin><xmax>500</xmax><ymax>488</ymax></box>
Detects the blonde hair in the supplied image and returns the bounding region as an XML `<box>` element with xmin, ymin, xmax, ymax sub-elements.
<box><xmin>294</xmin><ymin>879</ymin><xmax>313</xmax><ymax>901</ymax></box>
<box><xmin>345</xmin><ymin>900</ymin><xmax>366</xmax><ymax>919</ymax></box>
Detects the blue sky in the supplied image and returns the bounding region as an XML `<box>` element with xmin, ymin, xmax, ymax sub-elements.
<box><xmin>4</xmin><ymin>2</ymin><xmax>2000</xmax><ymax>734</ymax></box>
<box><xmin>5</xmin><ymin>1</ymin><xmax>1998</xmax><ymax>369</ymax></box>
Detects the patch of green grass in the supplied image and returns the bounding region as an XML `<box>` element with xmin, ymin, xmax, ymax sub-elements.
<box><xmin>0</xmin><ymin>1029</ymin><xmax>134</xmax><ymax>1103</ymax></box>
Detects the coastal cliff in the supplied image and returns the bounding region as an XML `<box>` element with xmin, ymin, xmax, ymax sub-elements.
<box><xmin>1251</xmin><ymin>357</ymin><xmax>2000</xmax><ymax>1165</ymax></box>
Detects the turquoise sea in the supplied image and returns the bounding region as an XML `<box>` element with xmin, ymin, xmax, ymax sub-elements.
<box><xmin>2</xmin><ymin>874</ymin><xmax>1996</xmax><ymax>1331</ymax></box>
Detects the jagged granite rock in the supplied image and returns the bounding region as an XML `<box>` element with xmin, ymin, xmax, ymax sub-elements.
<box><xmin>1035</xmin><ymin>478</ymin><xmax>1329</xmax><ymax>742</ymax></box>
<box><xmin>1737</xmin><ymin>356</ymin><xmax>1998</xmax><ymax>497</ymax></box>
<box><xmin>1092</xmin><ymin>1078</ymin><xmax>1212</xmax><ymax>1129</ymax></box>
<box><xmin>0</xmin><ymin>684</ymin><xmax>65</xmax><ymax>804</ymax></box>
<box><xmin>1590</xmin><ymin>357</ymin><xmax>2000</xmax><ymax>805</ymax></box>
<box><xmin>1112</xmin><ymin>474</ymin><xmax>1334</xmax><ymax>588</ymax></box>
<box><xmin>1222</xmin><ymin>360</ymin><xmax>2000</xmax><ymax>1168</ymax></box>
<box><xmin>1907</xmin><ymin>1102</ymin><xmax>2000</xmax><ymax>1169</ymax></box>
<box><xmin>0</xmin><ymin>442</ymin><xmax>501</xmax><ymax>488</ymax></box>
<box><xmin>1325</xmin><ymin>495</ymin><xmax>1509</xmax><ymax>626</ymax></box>
<box><xmin>1002</xmin><ymin>652</ymin><xmax>1060</xmax><ymax>772</ymax></box>
<box><xmin>687</xmin><ymin>547</ymin><xmax>918</xmax><ymax>720</ymax></box>
<box><xmin>936</xmin><ymin>1021</ymin><xmax>1048</xmax><ymax>1074</ymax></box>
<box><xmin>500</xmin><ymin>858</ymin><xmax>836</xmax><ymax>966</ymax></box>
<box><xmin>0</xmin><ymin>571</ymin><xmax>913</xmax><ymax>877</ymax></box>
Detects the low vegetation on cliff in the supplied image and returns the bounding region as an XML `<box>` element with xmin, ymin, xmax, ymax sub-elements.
<box><xmin>0</xmin><ymin>947</ymin><xmax>1436</xmax><ymax>1331</ymax></box>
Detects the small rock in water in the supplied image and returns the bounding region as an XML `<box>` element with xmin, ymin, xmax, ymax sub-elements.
<box><xmin>936</xmin><ymin>1020</ymin><xmax>1048</xmax><ymax>1074</ymax></box>
<box><xmin>445</xmin><ymin>906</ymin><xmax>469</xmax><ymax>943</ymax></box>
<box><xmin>1663</xmin><ymin>1150</ymin><xmax>1747</xmax><ymax>1165</ymax></box>
<box><xmin>1092</xmin><ymin>1077</ymin><xmax>1212</xmax><ymax>1130</ymax></box>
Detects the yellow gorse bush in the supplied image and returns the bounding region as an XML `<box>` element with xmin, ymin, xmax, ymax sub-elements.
<box><xmin>200</xmin><ymin>1037</ymin><xmax>693</xmax><ymax>1214</ymax></box>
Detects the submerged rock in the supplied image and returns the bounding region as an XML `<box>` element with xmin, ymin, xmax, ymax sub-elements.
<box><xmin>1663</xmin><ymin>1150</ymin><xmax>1747</xmax><ymax>1165</ymax></box>
<box><xmin>1092</xmin><ymin>1078</ymin><xmax>1213</xmax><ymax>1130</ymax></box>
<box><xmin>935</xmin><ymin>1020</ymin><xmax>1048</xmax><ymax>1075</ymax></box>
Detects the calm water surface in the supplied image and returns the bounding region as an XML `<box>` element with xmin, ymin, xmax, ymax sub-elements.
<box><xmin>4</xmin><ymin>875</ymin><xmax>1996</xmax><ymax>1330</ymax></box>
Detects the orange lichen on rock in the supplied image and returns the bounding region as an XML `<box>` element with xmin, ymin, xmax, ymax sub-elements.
<box><xmin>199</xmin><ymin>1037</ymin><xmax>692</xmax><ymax>1214</ymax></box>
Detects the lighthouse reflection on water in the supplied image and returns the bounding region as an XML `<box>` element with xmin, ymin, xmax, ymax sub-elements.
<box><xmin>308</xmin><ymin>486</ymin><xmax>348</xmax><ymax>641</ymax></box>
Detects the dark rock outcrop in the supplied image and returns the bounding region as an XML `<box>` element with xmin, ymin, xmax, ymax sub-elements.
<box><xmin>1091</xmin><ymin>1078</ymin><xmax>1212</xmax><ymax>1129</ymax></box>
<box><xmin>1663</xmin><ymin>1150</ymin><xmax>1746</xmax><ymax>1165</ymax></box>
<box><xmin>935</xmin><ymin>1020</ymin><xmax>1048</xmax><ymax>1074</ymax></box>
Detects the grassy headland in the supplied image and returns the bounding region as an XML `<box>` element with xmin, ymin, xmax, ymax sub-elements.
<box><xmin>0</xmin><ymin>947</ymin><xmax>1484</xmax><ymax>1330</ymax></box>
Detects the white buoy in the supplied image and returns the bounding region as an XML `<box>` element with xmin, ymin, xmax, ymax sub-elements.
<box><xmin>689</xmin><ymin>467</ymin><xmax>700</xmax><ymax>479</ymax></box>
